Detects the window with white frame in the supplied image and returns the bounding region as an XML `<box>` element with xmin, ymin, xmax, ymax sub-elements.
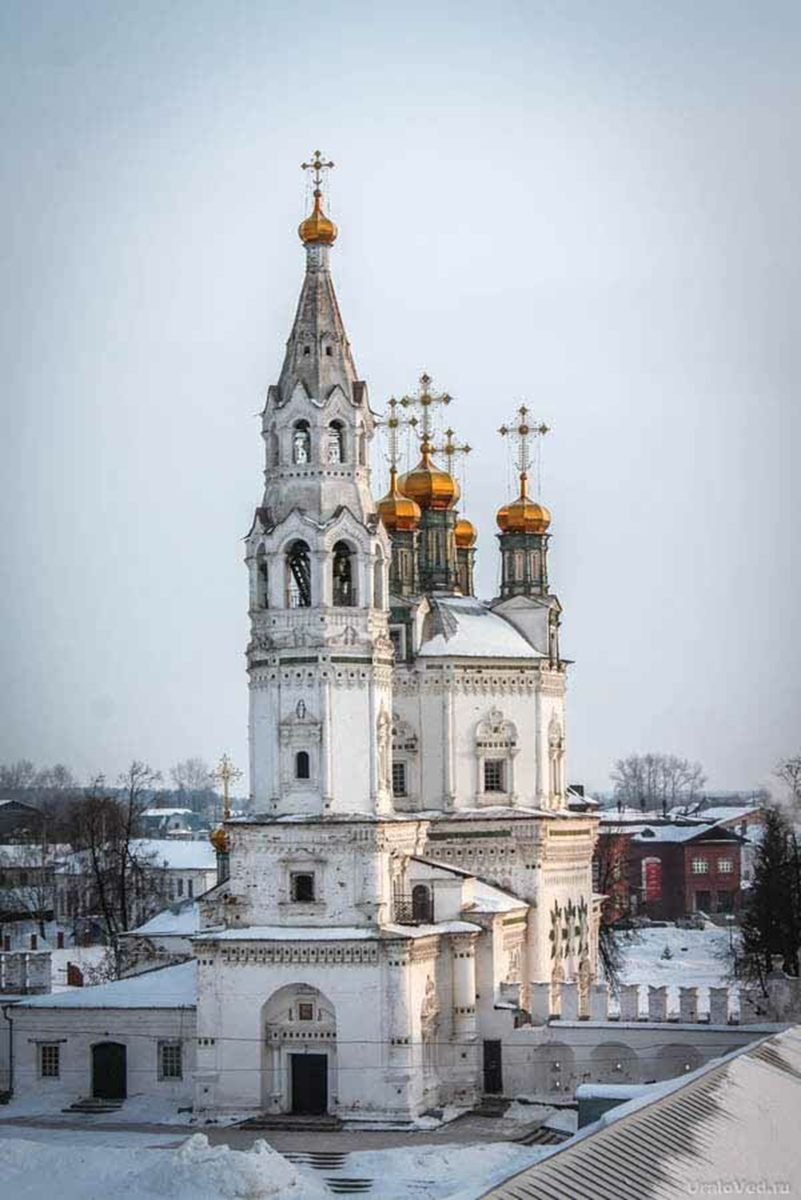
<box><xmin>484</xmin><ymin>759</ymin><xmax>506</xmax><ymax>792</ymax></box>
<box><xmin>159</xmin><ymin>1041</ymin><xmax>183</xmax><ymax>1080</ymax></box>
<box><xmin>39</xmin><ymin>1044</ymin><xmax>60</xmax><ymax>1078</ymax></box>
<box><xmin>691</xmin><ymin>857</ymin><xmax>709</xmax><ymax>874</ymax></box>
<box><xmin>475</xmin><ymin>708</ymin><xmax>518</xmax><ymax>802</ymax></box>
<box><xmin>718</xmin><ymin>858</ymin><xmax>734</xmax><ymax>874</ymax></box>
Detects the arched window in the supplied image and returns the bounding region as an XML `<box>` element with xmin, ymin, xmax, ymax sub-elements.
<box><xmin>286</xmin><ymin>540</ymin><xmax>312</xmax><ymax>607</ymax></box>
<box><xmin>256</xmin><ymin>547</ymin><xmax>269</xmax><ymax>609</ymax></box>
<box><xmin>332</xmin><ymin>541</ymin><xmax>355</xmax><ymax>606</ymax></box>
<box><xmin>293</xmin><ymin>421</ymin><xmax>311</xmax><ymax>464</ymax></box>
<box><xmin>269</xmin><ymin>428</ymin><xmax>279</xmax><ymax>466</ymax></box>
<box><xmin>358</xmin><ymin>429</ymin><xmax>366</xmax><ymax>466</ymax></box>
<box><xmin>295</xmin><ymin>751</ymin><xmax>310</xmax><ymax>780</ymax></box>
<box><xmin>328</xmin><ymin>421</ymin><xmax>345</xmax><ymax>464</ymax></box>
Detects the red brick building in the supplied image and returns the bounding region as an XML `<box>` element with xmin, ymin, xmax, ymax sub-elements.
<box><xmin>594</xmin><ymin>814</ymin><xmax>745</xmax><ymax>922</ymax></box>
<box><xmin>629</xmin><ymin>824</ymin><xmax>744</xmax><ymax>920</ymax></box>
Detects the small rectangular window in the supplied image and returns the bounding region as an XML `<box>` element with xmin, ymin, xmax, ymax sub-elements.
<box><xmin>691</xmin><ymin>857</ymin><xmax>709</xmax><ymax>875</ymax></box>
<box><xmin>298</xmin><ymin>1002</ymin><xmax>314</xmax><ymax>1021</ymax></box>
<box><xmin>159</xmin><ymin>1041</ymin><xmax>183</xmax><ymax>1080</ymax></box>
<box><xmin>291</xmin><ymin>873</ymin><xmax>315</xmax><ymax>903</ymax></box>
<box><xmin>392</xmin><ymin>761</ymin><xmax>407</xmax><ymax>797</ymax></box>
<box><xmin>484</xmin><ymin>759</ymin><xmax>506</xmax><ymax>793</ymax></box>
<box><xmin>177</xmin><ymin>878</ymin><xmax>184</xmax><ymax>897</ymax></box>
<box><xmin>718</xmin><ymin>858</ymin><xmax>733</xmax><ymax>874</ymax></box>
<box><xmin>40</xmin><ymin>1044</ymin><xmax>60</xmax><ymax>1078</ymax></box>
<box><xmin>188</xmin><ymin>878</ymin><xmax>194</xmax><ymax>899</ymax></box>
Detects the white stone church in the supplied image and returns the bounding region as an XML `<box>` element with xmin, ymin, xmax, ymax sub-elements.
<box><xmin>8</xmin><ymin>161</ymin><xmax>600</xmax><ymax>1122</ymax></box>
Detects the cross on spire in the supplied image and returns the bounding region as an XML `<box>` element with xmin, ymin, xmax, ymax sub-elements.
<box><xmin>431</xmin><ymin>427</ymin><xmax>472</xmax><ymax>467</ymax></box>
<box><xmin>378</xmin><ymin>396</ymin><xmax>418</xmax><ymax>471</ymax></box>
<box><xmin>214</xmin><ymin>753</ymin><xmax>243</xmax><ymax>822</ymax></box>
<box><xmin>301</xmin><ymin>150</ymin><xmax>335</xmax><ymax>191</ymax></box>
<box><xmin>499</xmin><ymin>405</ymin><xmax>550</xmax><ymax>494</ymax></box>
<box><xmin>400</xmin><ymin>372</ymin><xmax>452</xmax><ymax>447</ymax></box>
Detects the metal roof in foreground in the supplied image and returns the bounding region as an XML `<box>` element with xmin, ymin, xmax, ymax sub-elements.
<box><xmin>481</xmin><ymin>1025</ymin><xmax>801</xmax><ymax>1199</ymax></box>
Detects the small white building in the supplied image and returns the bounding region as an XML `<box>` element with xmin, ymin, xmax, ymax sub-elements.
<box><xmin>6</xmin><ymin>961</ymin><xmax>197</xmax><ymax>1106</ymax></box>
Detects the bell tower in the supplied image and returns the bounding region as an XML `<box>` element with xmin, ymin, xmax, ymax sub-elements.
<box><xmin>245</xmin><ymin>155</ymin><xmax>395</xmax><ymax>818</ymax></box>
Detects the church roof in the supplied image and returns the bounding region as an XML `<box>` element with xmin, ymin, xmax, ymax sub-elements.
<box><xmin>195</xmin><ymin>921</ymin><xmax>482</xmax><ymax>942</ymax></box>
<box><xmin>418</xmin><ymin>596</ymin><xmax>544</xmax><ymax>660</ymax></box>
<box><xmin>465</xmin><ymin>880</ymin><xmax>528</xmax><ymax>914</ymax></box>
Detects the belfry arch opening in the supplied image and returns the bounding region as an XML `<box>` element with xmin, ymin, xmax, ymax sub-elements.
<box><xmin>293</xmin><ymin>420</ymin><xmax>311</xmax><ymax>464</ymax></box>
<box><xmin>328</xmin><ymin>420</ymin><xmax>345</xmax><ymax>464</ymax></box>
<box><xmin>286</xmin><ymin>540</ymin><xmax>312</xmax><ymax>608</ymax></box>
<box><xmin>332</xmin><ymin>541</ymin><xmax>355</xmax><ymax>606</ymax></box>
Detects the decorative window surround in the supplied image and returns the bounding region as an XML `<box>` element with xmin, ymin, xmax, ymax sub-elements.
<box><xmin>474</xmin><ymin>708</ymin><xmax>519</xmax><ymax>806</ymax></box>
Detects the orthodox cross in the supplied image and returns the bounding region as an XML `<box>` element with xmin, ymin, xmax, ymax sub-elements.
<box><xmin>499</xmin><ymin>404</ymin><xmax>550</xmax><ymax>494</ymax></box>
<box><xmin>214</xmin><ymin>753</ymin><xmax>243</xmax><ymax>822</ymax></box>
<box><xmin>301</xmin><ymin>151</ymin><xmax>335</xmax><ymax>190</ymax></box>
<box><xmin>399</xmin><ymin>372</ymin><xmax>452</xmax><ymax>450</ymax></box>
<box><xmin>377</xmin><ymin>396</ymin><xmax>419</xmax><ymax>473</ymax></box>
<box><xmin>431</xmin><ymin>426</ymin><xmax>472</xmax><ymax>470</ymax></box>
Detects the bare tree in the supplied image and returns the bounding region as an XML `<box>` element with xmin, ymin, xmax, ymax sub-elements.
<box><xmin>776</xmin><ymin>755</ymin><xmax>801</xmax><ymax>813</ymax></box>
<box><xmin>69</xmin><ymin>763</ymin><xmax>168</xmax><ymax>973</ymax></box>
<box><xmin>611</xmin><ymin>752</ymin><xmax>707</xmax><ymax>816</ymax></box>
<box><xmin>170</xmin><ymin>757</ymin><xmax>216</xmax><ymax>814</ymax></box>
<box><xmin>0</xmin><ymin>760</ymin><xmax>38</xmax><ymax>794</ymax></box>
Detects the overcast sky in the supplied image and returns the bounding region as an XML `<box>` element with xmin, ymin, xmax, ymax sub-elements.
<box><xmin>2</xmin><ymin>1</ymin><xmax>799</xmax><ymax>795</ymax></box>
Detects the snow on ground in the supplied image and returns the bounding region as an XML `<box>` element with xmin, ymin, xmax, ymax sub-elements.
<box><xmin>0</xmin><ymin>1132</ymin><xmax>326</xmax><ymax>1199</ymax></box>
<box><xmin>615</xmin><ymin>924</ymin><xmax>737</xmax><ymax>1015</ymax></box>
<box><xmin>325</xmin><ymin>1142</ymin><xmax>551</xmax><ymax>1200</ymax></box>
<box><xmin>0</xmin><ymin>1130</ymin><xmax>551</xmax><ymax>1200</ymax></box>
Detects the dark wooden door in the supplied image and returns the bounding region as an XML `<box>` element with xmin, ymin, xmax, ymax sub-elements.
<box><xmin>483</xmin><ymin>1039</ymin><xmax>503</xmax><ymax>1094</ymax></box>
<box><xmin>291</xmin><ymin>1053</ymin><xmax>328</xmax><ymax>1114</ymax></box>
<box><xmin>92</xmin><ymin>1042</ymin><xmax>127</xmax><ymax>1100</ymax></box>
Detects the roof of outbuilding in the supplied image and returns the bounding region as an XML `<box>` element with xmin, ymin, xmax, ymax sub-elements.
<box><xmin>10</xmin><ymin>960</ymin><xmax>197</xmax><ymax>1010</ymax></box>
<box><xmin>481</xmin><ymin>1026</ymin><xmax>801</xmax><ymax>1199</ymax></box>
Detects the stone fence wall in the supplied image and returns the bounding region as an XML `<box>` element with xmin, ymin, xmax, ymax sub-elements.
<box><xmin>524</xmin><ymin>963</ymin><xmax>801</xmax><ymax>1027</ymax></box>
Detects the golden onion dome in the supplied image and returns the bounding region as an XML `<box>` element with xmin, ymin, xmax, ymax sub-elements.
<box><xmin>298</xmin><ymin>189</ymin><xmax>338</xmax><ymax>246</ymax></box>
<box><xmin>496</xmin><ymin>475</ymin><xmax>551</xmax><ymax>534</ymax></box>
<box><xmin>377</xmin><ymin>468</ymin><xmax>422</xmax><ymax>532</ymax></box>
<box><xmin>209</xmin><ymin>826</ymin><xmax>229</xmax><ymax>855</ymax></box>
<box><xmin>454</xmin><ymin>516</ymin><xmax>477</xmax><ymax>548</ymax></box>
<box><xmin>398</xmin><ymin>440</ymin><xmax>460</xmax><ymax>511</ymax></box>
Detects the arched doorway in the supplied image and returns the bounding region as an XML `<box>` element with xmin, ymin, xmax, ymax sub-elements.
<box><xmin>92</xmin><ymin>1042</ymin><xmax>127</xmax><ymax>1100</ymax></box>
<box><xmin>262</xmin><ymin>984</ymin><xmax>337</xmax><ymax>1115</ymax></box>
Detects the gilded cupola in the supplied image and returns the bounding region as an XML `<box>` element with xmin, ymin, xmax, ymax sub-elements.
<box><xmin>398</xmin><ymin>439</ymin><xmax>460</xmax><ymax>511</ymax></box>
<box><xmin>377</xmin><ymin>467</ymin><xmax>422</xmax><ymax>531</ymax></box>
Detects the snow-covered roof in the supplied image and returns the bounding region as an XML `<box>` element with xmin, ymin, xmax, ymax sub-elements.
<box><xmin>128</xmin><ymin>900</ymin><xmax>206</xmax><ymax>937</ymax></box>
<box><xmin>197</xmin><ymin>920</ymin><xmax>482</xmax><ymax>943</ymax></box>
<box><xmin>418</xmin><ymin>596</ymin><xmax>543</xmax><ymax>660</ymax></box>
<box><xmin>484</xmin><ymin>1027</ymin><xmax>801</xmax><ymax>1199</ymax></box>
<box><xmin>632</xmin><ymin>824</ymin><xmax>742</xmax><ymax>845</ymax></box>
<box><xmin>465</xmin><ymin>880</ymin><xmax>527</xmax><ymax>915</ymax></box>
<box><xmin>128</xmin><ymin>839</ymin><xmax>217</xmax><ymax>871</ymax></box>
<box><xmin>142</xmin><ymin>808</ymin><xmax>193</xmax><ymax>818</ymax></box>
<box><xmin>12</xmin><ymin>960</ymin><xmax>197</xmax><ymax>1010</ymax></box>
<box><xmin>0</xmin><ymin>843</ymin><xmax>70</xmax><ymax>865</ymax></box>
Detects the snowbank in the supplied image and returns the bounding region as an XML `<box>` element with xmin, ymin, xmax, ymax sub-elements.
<box><xmin>0</xmin><ymin>1133</ymin><xmax>325</xmax><ymax>1199</ymax></box>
